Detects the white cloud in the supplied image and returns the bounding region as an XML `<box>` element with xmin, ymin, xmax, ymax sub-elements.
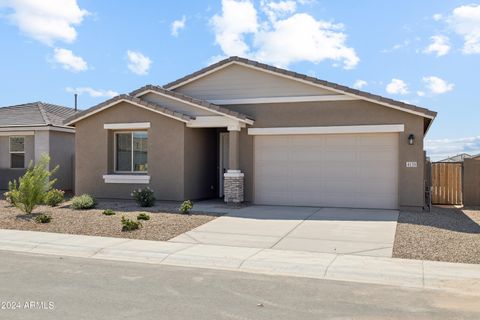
<box><xmin>433</xmin><ymin>13</ymin><xmax>443</xmax><ymax>21</ymax></box>
<box><xmin>448</xmin><ymin>4</ymin><xmax>480</xmax><ymax>54</ymax></box>
<box><xmin>424</xmin><ymin>35</ymin><xmax>450</xmax><ymax>56</ymax></box>
<box><xmin>386</xmin><ymin>78</ymin><xmax>409</xmax><ymax>95</ymax></box>
<box><xmin>126</xmin><ymin>50</ymin><xmax>152</xmax><ymax>75</ymax></box>
<box><xmin>417</xmin><ymin>91</ymin><xmax>425</xmax><ymax>97</ymax></box>
<box><xmin>53</xmin><ymin>48</ymin><xmax>87</xmax><ymax>72</ymax></box>
<box><xmin>425</xmin><ymin>136</ymin><xmax>480</xmax><ymax>161</ymax></box>
<box><xmin>353</xmin><ymin>80</ymin><xmax>367</xmax><ymax>89</ymax></box>
<box><xmin>0</xmin><ymin>0</ymin><xmax>88</xmax><ymax>45</ymax></box>
<box><xmin>381</xmin><ymin>39</ymin><xmax>411</xmax><ymax>53</ymax></box>
<box><xmin>261</xmin><ymin>0</ymin><xmax>297</xmax><ymax>22</ymax></box>
<box><xmin>422</xmin><ymin>76</ymin><xmax>454</xmax><ymax>94</ymax></box>
<box><xmin>65</xmin><ymin>87</ymin><xmax>118</xmax><ymax>98</ymax></box>
<box><xmin>171</xmin><ymin>15</ymin><xmax>186</xmax><ymax>37</ymax></box>
<box><xmin>210</xmin><ymin>0</ymin><xmax>359</xmax><ymax>69</ymax></box>
<box><xmin>211</xmin><ymin>0</ymin><xmax>259</xmax><ymax>57</ymax></box>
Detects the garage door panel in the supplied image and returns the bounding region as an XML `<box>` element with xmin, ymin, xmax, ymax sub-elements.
<box><xmin>254</xmin><ymin>133</ymin><xmax>399</xmax><ymax>209</ymax></box>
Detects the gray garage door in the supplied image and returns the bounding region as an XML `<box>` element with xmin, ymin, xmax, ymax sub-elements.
<box><xmin>254</xmin><ymin>133</ymin><xmax>399</xmax><ymax>209</ymax></box>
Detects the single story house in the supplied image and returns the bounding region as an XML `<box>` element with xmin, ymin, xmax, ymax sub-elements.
<box><xmin>65</xmin><ymin>57</ymin><xmax>436</xmax><ymax>210</ymax></box>
<box><xmin>438</xmin><ymin>153</ymin><xmax>480</xmax><ymax>162</ymax></box>
<box><xmin>0</xmin><ymin>102</ymin><xmax>77</xmax><ymax>191</ymax></box>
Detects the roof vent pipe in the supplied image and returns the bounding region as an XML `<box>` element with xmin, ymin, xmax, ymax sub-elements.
<box><xmin>74</xmin><ymin>93</ymin><xmax>78</xmax><ymax>111</ymax></box>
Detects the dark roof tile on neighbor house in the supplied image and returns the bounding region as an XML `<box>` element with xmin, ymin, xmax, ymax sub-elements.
<box><xmin>0</xmin><ymin>102</ymin><xmax>77</xmax><ymax>127</ymax></box>
<box><xmin>163</xmin><ymin>56</ymin><xmax>437</xmax><ymax>119</ymax></box>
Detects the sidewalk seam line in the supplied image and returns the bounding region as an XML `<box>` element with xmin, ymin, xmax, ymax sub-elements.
<box><xmin>159</xmin><ymin>243</ymin><xmax>197</xmax><ymax>264</ymax></box>
<box><xmin>323</xmin><ymin>255</ymin><xmax>340</xmax><ymax>278</ymax></box>
<box><xmin>237</xmin><ymin>248</ymin><xmax>266</xmax><ymax>269</ymax></box>
<box><xmin>90</xmin><ymin>239</ymin><xmax>133</xmax><ymax>257</ymax></box>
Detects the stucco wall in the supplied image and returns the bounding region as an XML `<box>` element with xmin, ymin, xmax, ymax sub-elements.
<box><xmin>224</xmin><ymin>100</ymin><xmax>426</xmax><ymax>208</ymax></box>
<box><xmin>0</xmin><ymin>135</ymin><xmax>34</xmax><ymax>189</ymax></box>
<box><xmin>49</xmin><ymin>131</ymin><xmax>75</xmax><ymax>191</ymax></box>
<box><xmin>74</xmin><ymin>102</ymin><xmax>186</xmax><ymax>200</ymax></box>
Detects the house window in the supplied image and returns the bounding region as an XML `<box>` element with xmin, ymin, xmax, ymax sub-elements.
<box><xmin>115</xmin><ymin>132</ymin><xmax>148</xmax><ymax>173</ymax></box>
<box><xmin>9</xmin><ymin>136</ymin><xmax>25</xmax><ymax>169</ymax></box>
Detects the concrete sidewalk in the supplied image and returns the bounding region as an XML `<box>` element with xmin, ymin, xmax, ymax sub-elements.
<box><xmin>1</xmin><ymin>229</ymin><xmax>479</xmax><ymax>297</ymax></box>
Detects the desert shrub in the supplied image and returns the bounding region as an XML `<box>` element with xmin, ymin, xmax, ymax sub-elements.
<box><xmin>131</xmin><ymin>187</ymin><xmax>155</xmax><ymax>207</ymax></box>
<box><xmin>44</xmin><ymin>189</ymin><xmax>64</xmax><ymax>207</ymax></box>
<box><xmin>137</xmin><ymin>212</ymin><xmax>150</xmax><ymax>220</ymax></box>
<box><xmin>71</xmin><ymin>194</ymin><xmax>96</xmax><ymax>210</ymax></box>
<box><xmin>3</xmin><ymin>191</ymin><xmax>16</xmax><ymax>206</ymax></box>
<box><xmin>102</xmin><ymin>209</ymin><xmax>116</xmax><ymax>216</ymax></box>
<box><xmin>8</xmin><ymin>154</ymin><xmax>58</xmax><ymax>214</ymax></box>
<box><xmin>35</xmin><ymin>214</ymin><xmax>52</xmax><ymax>223</ymax></box>
<box><xmin>179</xmin><ymin>200</ymin><xmax>193</xmax><ymax>214</ymax></box>
<box><xmin>121</xmin><ymin>216</ymin><xmax>142</xmax><ymax>231</ymax></box>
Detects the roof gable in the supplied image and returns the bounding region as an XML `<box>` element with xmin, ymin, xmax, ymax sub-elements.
<box><xmin>65</xmin><ymin>95</ymin><xmax>193</xmax><ymax>126</ymax></box>
<box><xmin>164</xmin><ymin>57</ymin><xmax>437</xmax><ymax>125</ymax></box>
<box><xmin>171</xmin><ymin>63</ymin><xmax>337</xmax><ymax>101</ymax></box>
<box><xmin>130</xmin><ymin>85</ymin><xmax>253</xmax><ymax>124</ymax></box>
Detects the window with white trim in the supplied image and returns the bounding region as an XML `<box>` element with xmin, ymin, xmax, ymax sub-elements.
<box><xmin>9</xmin><ymin>136</ymin><xmax>25</xmax><ymax>169</ymax></box>
<box><xmin>115</xmin><ymin>131</ymin><xmax>148</xmax><ymax>173</ymax></box>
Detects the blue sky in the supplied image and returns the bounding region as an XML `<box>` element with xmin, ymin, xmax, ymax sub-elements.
<box><xmin>0</xmin><ymin>0</ymin><xmax>479</xmax><ymax>160</ymax></box>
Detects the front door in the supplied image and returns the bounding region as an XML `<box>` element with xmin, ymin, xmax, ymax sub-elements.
<box><xmin>219</xmin><ymin>132</ymin><xmax>229</xmax><ymax>197</ymax></box>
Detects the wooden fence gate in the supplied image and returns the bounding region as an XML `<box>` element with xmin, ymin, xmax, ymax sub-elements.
<box><xmin>431</xmin><ymin>163</ymin><xmax>463</xmax><ymax>205</ymax></box>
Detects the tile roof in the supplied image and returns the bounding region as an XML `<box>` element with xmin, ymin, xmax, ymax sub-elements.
<box><xmin>64</xmin><ymin>94</ymin><xmax>194</xmax><ymax>125</ymax></box>
<box><xmin>129</xmin><ymin>84</ymin><xmax>253</xmax><ymax>122</ymax></box>
<box><xmin>0</xmin><ymin>102</ymin><xmax>77</xmax><ymax>127</ymax></box>
<box><xmin>164</xmin><ymin>56</ymin><xmax>437</xmax><ymax>119</ymax></box>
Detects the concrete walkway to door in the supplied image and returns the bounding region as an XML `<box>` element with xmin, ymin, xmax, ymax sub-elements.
<box><xmin>170</xmin><ymin>205</ymin><xmax>399</xmax><ymax>257</ymax></box>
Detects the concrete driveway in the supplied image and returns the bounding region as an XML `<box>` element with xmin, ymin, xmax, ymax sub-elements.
<box><xmin>170</xmin><ymin>206</ymin><xmax>399</xmax><ymax>257</ymax></box>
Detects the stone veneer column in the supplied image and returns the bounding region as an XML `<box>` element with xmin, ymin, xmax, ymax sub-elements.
<box><xmin>224</xmin><ymin>128</ymin><xmax>244</xmax><ymax>203</ymax></box>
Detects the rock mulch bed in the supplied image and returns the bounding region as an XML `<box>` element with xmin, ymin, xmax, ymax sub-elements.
<box><xmin>0</xmin><ymin>199</ymin><xmax>220</xmax><ymax>241</ymax></box>
<box><xmin>393</xmin><ymin>206</ymin><xmax>480</xmax><ymax>264</ymax></box>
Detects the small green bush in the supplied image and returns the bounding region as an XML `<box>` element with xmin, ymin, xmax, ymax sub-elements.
<box><xmin>71</xmin><ymin>194</ymin><xmax>96</xmax><ymax>210</ymax></box>
<box><xmin>131</xmin><ymin>187</ymin><xmax>155</xmax><ymax>207</ymax></box>
<box><xmin>3</xmin><ymin>191</ymin><xmax>16</xmax><ymax>206</ymax></box>
<box><xmin>102</xmin><ymin>209</ymin><xmax>116</xmax><ymax>216</ymax></box>
<box><xmin>137</xmin><ymin>212</ymin><xmax>150</xmax><ymax>220</ymax></box>
<box><xmin>35</xmin><ymin>214</ymin><xmax>52</xmax><ymax>223</ymax></box>
<box><xmin>44</xmin><ymin>189</ymin><xmax>64</xmax><ymax>207</ymax></box>
<box><xmin>8</xmin><ymin>154</ymin><xmax>58</xmax><ymax>214</ymax></box>
<box><xmin>179</xmin><ymin>200</ymin><xmax>193</xmax><ymax>214</ymax></box>
<box><xmin>121</xmin><ymin>216</ymin><xmax>142</xmax><ymax>231</ymax></box>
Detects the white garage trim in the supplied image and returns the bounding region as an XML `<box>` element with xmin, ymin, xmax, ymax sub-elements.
<box><xmin>248</xmin><ymin>124</ymin><xmax>404</xmax><ymax>136</ymax></box>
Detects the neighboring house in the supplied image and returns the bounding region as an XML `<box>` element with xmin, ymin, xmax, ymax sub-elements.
<box><xmin>65</xmin><ymin>57</ymin><xmax>436</xmax><ymax>210</ymax></box>
<box><xmin>438</xmin><ymin>153</ymin><xmax>474</xmax><ymax>162</ymax></box>
<box><xmin>0</xmin><ymin>102</ymin><xmax>77</xmax><ymax>191</ymax></box>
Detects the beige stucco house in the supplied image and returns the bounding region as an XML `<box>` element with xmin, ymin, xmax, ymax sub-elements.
<box><xmin>0</xmin><ymin>102</ymin><xmax>77</xmax><ymax>191</ymax></box>
<box><xmin>66</xmin><ymin>57</ymin><xmax>436</xmax><ymax>210</ymax></box>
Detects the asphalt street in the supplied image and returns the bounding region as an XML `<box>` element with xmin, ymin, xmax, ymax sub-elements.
<box><xmin>0</xmin><ymin>250</ymin><xmax>478</xmax><ymax>320</ymax></box>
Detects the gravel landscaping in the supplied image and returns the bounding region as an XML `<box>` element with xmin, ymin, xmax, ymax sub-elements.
<box><xmin>0</xmin><ymin>199</ymin><xmax>220</xmax><ymax>241</ymax></box>
<box><xmin>393</xmin><ymin>206</ymin><xmax>480</xmax><ymax>264</ymax></box>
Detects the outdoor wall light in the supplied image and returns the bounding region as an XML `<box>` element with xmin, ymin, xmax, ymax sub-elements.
<box><xmin>408</xmin><ymin>134</ymin><xmax>415</xmax><ymax>145</ymax></box>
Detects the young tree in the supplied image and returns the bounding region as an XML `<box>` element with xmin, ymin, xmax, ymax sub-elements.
<box><xmin>8</xmin><ymin>154</ymin><xmax>58</xmax><ymax>214</ymax></box>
